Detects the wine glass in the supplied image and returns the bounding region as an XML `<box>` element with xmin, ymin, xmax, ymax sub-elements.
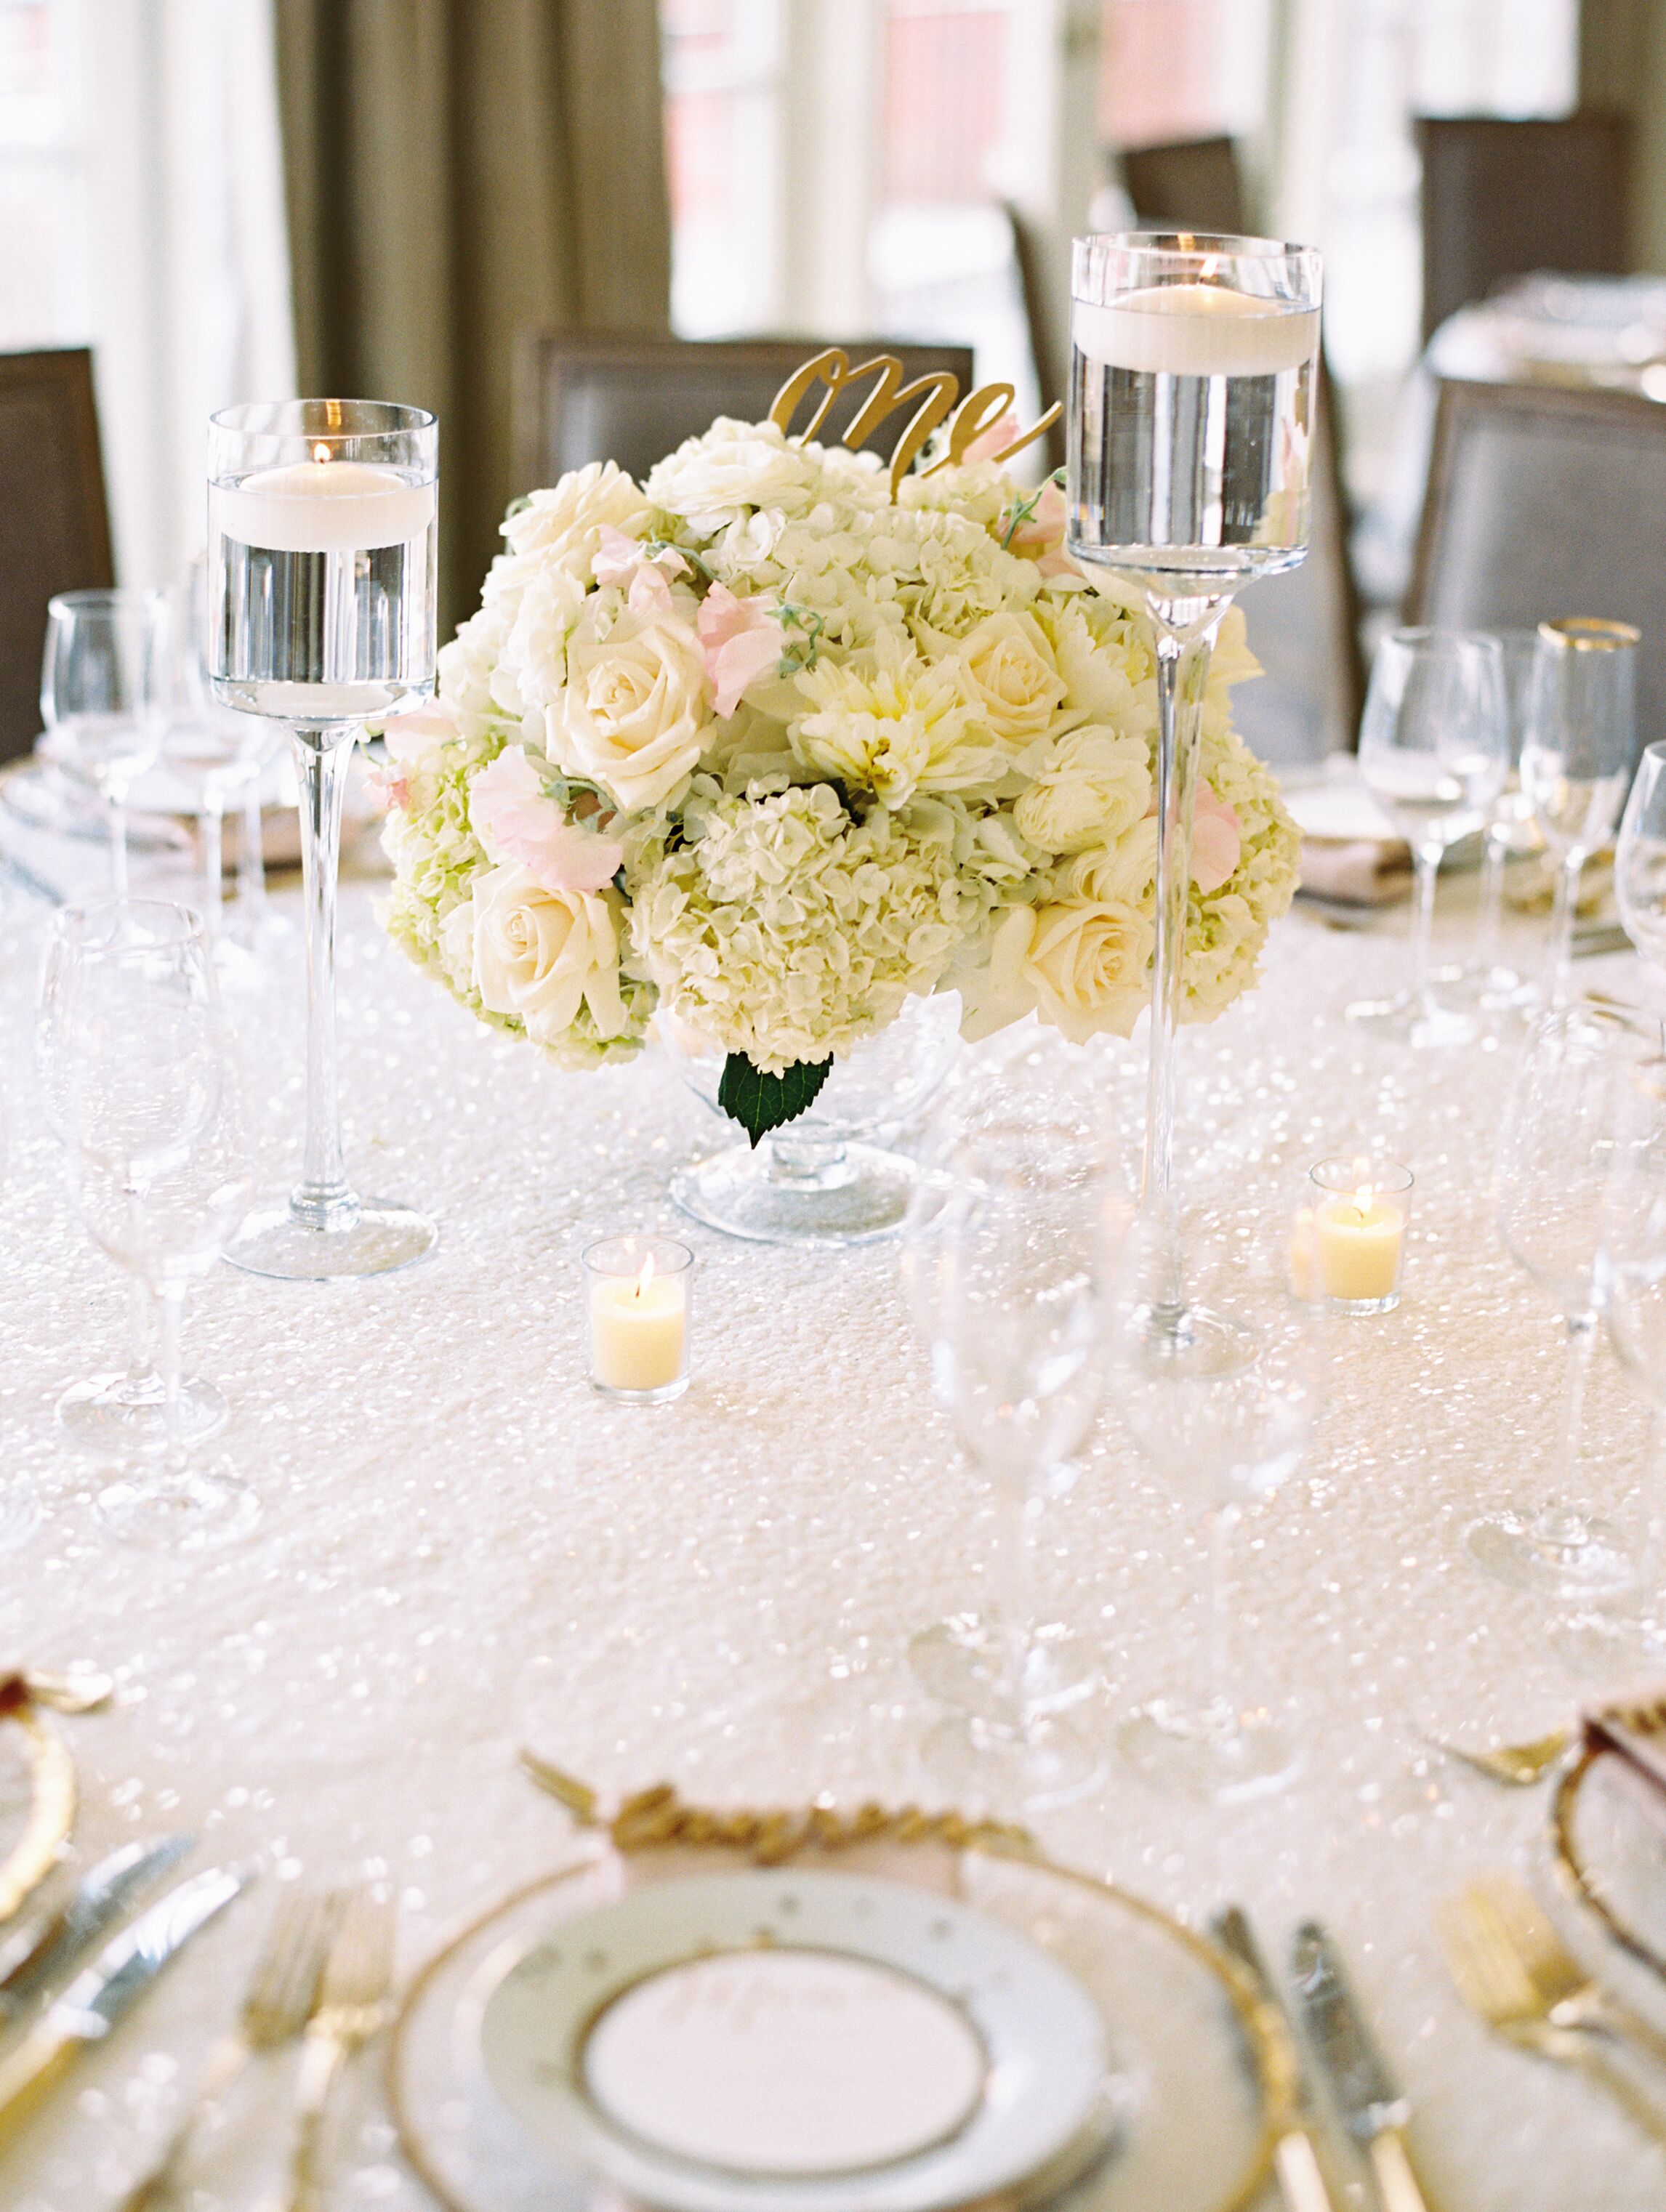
<box><xmin>1114</xmin><ymin>1210</ymin><xmax>1326</xmax><ymax>1802</ymax></box>
<box><xmin>1461</xmin><ymin>626</ymin><xmax>1540</xmax><ymax>1010</ymax></box>
<box><xmin>909</xmin><ymin>1109</ymin><xmax>1124</xmax><ymax>1812</ymax></box>
<box><xmin>159</xmin><ymin>560</ymin><xmax>280</xmax><ymax>980</ymax></box>
<box><xmin>1617</xmin><ymin>739</ymin><xmax>1666</xmax><ymax>980</ymax></box>
<box><xmin>1522</xmin><ymin>617</ymin><xmax>1638</xmax><ymax>1006</ymax></box>
<box><xmin>39</xmin><ymin>589</ymin><xmax>166</xmax><ymax>898</ymax></box>
<box><xmin>207</xmin><ymin>399</ymin><xmax>438</xmax><ymax>1280</ymax></box>
<box><xmin>1351</xmin><ymin>628</ymin><xmax>1508</xmax><ymax>1049</ymax></box>
<box><xmin>37</xmin><ymin>900</ymin><xmax>257</xmax><ymax>1547</ymax></box>
<box><xmin>1067</xmin><ymin>231</ymin><xmax>1320</xmax><ymax>1361</ymax></box>
<box><xmin>1466</xmin><ymin>1004</ymin><xmax>1648</xmax><ymax>1599</ymax></box>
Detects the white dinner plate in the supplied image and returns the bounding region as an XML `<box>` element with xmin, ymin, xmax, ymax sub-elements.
<box><xmin>478</xmin><ymin>1868</ymin><xmax>1112</xmax><ymax>2212</ymax></box>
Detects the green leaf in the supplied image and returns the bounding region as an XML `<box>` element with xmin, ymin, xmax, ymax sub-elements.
<box><xmin>717</xmin><ymin>1053</ymin><xmax>834</xmax><ymax>1147</ymax></box>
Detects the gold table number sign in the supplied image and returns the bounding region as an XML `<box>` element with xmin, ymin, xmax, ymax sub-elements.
<box><xmin>768</xmin><ymin>347</ymin><xmax>1061</xmax><ymax>498</ymax></box>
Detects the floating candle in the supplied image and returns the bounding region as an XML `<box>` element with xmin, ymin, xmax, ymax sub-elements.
<box><xmin>210</xmin><ymin>445</ymin><xmax>435</xmax><ymax>552</ymax></box>
<box><xmin>1071</xmin><ymin>283</ymin><xmax>1320</xmax><ymax>377</ymax></box>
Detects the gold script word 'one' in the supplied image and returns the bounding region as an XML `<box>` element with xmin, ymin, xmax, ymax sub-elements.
<box><xmin>768</xmin><ymin>349</ymin><xmax>1061</xmax><ymax>499</ymax></box>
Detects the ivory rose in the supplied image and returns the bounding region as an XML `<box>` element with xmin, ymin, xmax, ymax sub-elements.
<box><xmin>551</xmin><ymin>605</ymin><xmax>712</xmax><ymax>811</ymax></box>
<box><xmin>470</xmin><ymin>862</ymin><xmax>628</xmax><ymax>1044</ymax></box>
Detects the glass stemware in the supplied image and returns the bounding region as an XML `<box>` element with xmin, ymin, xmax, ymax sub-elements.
<box><xmin>207</xmin><ymin>398</ymin><xmax>438</xmax><ymax>1280</ymax></box>
<box><xmin>1462</xmin><ymin>626</ymin><xmax>1540</xmax><ymax>1009</ymax></box>
<box><xmin>1522</xmin><ymin>617</ymin><xmax>1638</xmax><ymax>1006</ymax></box>
<box><xmin>1351</xmin><ymin>628</ymin><xmax>1508</xmax><ymax>1049</ymax></box>
<box><xmin>1114</xmin><ymin>1211</ymin><xmax>1325</xmax><ymax>1802</ymax></box>
<box><xmin>1617</xmin><ymin>739</ymin><xmax>1666</xmax><ymax>982</ymax></box>
<box><xmin>909</xmin><ymin>1107</ymin><xmax>1124</xmax><ymax>1812</ymax></box>
<box><xmin>1067</xmin><ymin>230</ymin><xmax>1320</xmax><ymax>1363</ymax></box>
<box><xmin>39</xmin><ymin>589</ymin><xmax>166</xmax><ymax>899</ymax></box>
<box><xmin>37</xmin><ymin>900</ymin><xmax>257</xmax><ymax>1548</ymax></box>
<box><xmin>1466</xmin><ymin>1004</ymin><xmax>1646</xmax><ymax>1599</ymax></box>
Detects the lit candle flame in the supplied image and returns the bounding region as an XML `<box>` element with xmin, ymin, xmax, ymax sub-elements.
<box><xmin>313</xmin><ymin>441</ymin><xmax>331</xmax><ymax>466</ymax></box>
<box><xmin>1354</xmin><ymin>1184</ymin><xmax>1374</xmax><ymax>1222</ymax></box>
<box><xmin>632</xmin><ymin>1254</ymin><xmax>656</xmax><ymax>1301</ymax></box>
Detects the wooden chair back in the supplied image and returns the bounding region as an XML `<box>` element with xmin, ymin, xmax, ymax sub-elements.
<box><xmin>1405</xmin><ymin>376</ymin><xmax>1666</xmax><ymax>751</ymax></box>
<box><xmin>1416</xmin><ymin>114</ymin><xmax>1630</xmax><ymax>342</ymax></box>
<box><xmin>515</xmin><ymin>335</ymin><xmax>976</xmax><ymax>496</ymax></box>
<box><xmin>0</xmin><ymin>349</ymin><xmax>113</xmax><ymax>766</ymax></box>
<box><xmin>1122</xmin><ymin>136</ymin><xmax>1246</xmax><ymax>236</ymax></box>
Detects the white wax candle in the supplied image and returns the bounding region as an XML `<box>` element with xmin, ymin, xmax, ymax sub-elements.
<box><xmin>1073</xmin><ymin>283</ymin><xmax>1319</xmax><ymax>376</ymax></box>
<box><xmin>1315</xmin><ymin>1191</ymin><xmax>1406</xmax><ymax>1301</ymax></box>
<box><xmin>589</xmin><ymin>1267</ymin><xmax>687</xmax><ymax>1392</ymax></box>
<box><xmin>210</xmin><ymin>456</ymin><xmax>435</xmax><ymax>552</ymax></box>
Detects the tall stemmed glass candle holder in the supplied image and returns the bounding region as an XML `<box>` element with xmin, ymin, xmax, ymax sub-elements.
<box><xmin>1068</xmin><ymin>233</ymin><xmax>1320</xmax><ymax>1362</ymax></box>
<box><xmin>206</xmin><ymin>400</ymin><xmax>438</xmax><ymax>1280</ymax></box>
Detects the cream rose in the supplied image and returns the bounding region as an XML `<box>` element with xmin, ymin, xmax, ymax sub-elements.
<box><xmin>551</xmin><ymin>606</ymin><xmax>712</xmax><ymax>811</ymax></box>
<box><xmin>470</xmin><ymin>862</ymin><xmax>628</xmax><ymax>1044</ymax></box>
<box><xmin>1058</xmin><ymin>817</ymin><xmax>1159</xmax><ymax>906</ymax></box>
<box><xmin>1013</xmin><ymin>725</ymin><xmax>1151</xmax><ymax>853</ymax></box>
<box><xmin>1026</xmin><ymin>897</ymin><xmax>1153</xmax><ymax>1041</ymax></box>
<box><xmin>956</xmin><ymin>610</ymin><xmax>1068</xmax><ymax>750</ymax></box>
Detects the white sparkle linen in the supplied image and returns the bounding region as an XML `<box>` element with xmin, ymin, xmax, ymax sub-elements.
<box><xmin>0</xmin><ymin>845</ymin><xmax>1664</xmax><ymax>2209</ymax></box>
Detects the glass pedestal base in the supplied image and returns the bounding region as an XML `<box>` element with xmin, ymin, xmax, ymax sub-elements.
<box><xmin>57</xmin><ymin>1371</ymin><xmax>229</xmax><ymax>1453</ymax></box>
<box><xmin>672</xmin><ymin>1140</ymin><xmax>916</xmax><ymax>1246</ymax></box>
<box><xmin>1117</xmin><ymin>1700</ymin><xmax>1302</xmax><ymax>1804</ymax></box>
<box><xmin>227</xmin><ymin>1193</ymin><xmax>438</xmax><ymax>1282</ymax></box>
<box><xmin>1345</xmin><ymin>990</ymin><xmax>1478</xmax><ymax>1049</ymax></box>
<box><xmin>96</xmin><ymin>1462</ymin><xmax>260</xmax><ymax>1551</ymax></box>
<box><xmin>0</xmin><ymin>1488</ymin><xmax>40</xmax><ymax>1553</ymax></box>
<box><xmin>908</xmin><ymin>1615</ymin><xmax>1099</xmax><ymax>1719</ymax></box>
<box><xmin>921</xmin><ymin>1711</ymin><xmax>1105</xmax><ymax>1814</ymax></box>
<box><xmin>1465</xmin><ymin>1507</ymin><xmax>1636</xmax><ymax>1599</ymax></box>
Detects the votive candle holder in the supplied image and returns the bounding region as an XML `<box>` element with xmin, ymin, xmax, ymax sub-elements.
<box><xmin>584</xmin><ymin>1235</ymin><xmax>693</xmax><ymax>1402</ymax></box>
<box><xmin>1299</xmin><ymin>1157</ymin><xmax>1414</xmax><ymax>1315</ymax></box>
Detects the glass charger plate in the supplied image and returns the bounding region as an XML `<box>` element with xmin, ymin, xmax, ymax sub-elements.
<box><xmin>389</xmin><ymin>1843</ymin><xmax>1279</xmax><ymax>2212</ymax></box>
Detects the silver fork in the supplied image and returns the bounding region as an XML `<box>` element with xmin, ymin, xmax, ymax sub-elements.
<box><xmin>288</xmin><ymin>1887</ymin><xmax>397</xmax><ymax>2212</ymax></box>
<box><xmin>118</xmin><ymin>1886</ymin><xmax>339</xmax><ymax>2212</ymax></box>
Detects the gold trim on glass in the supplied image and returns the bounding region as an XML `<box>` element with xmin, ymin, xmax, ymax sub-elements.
<box><xmin>1550</xmin><ymin>1744</ymin><xmax>1666</xmax><ymax>1984</ymax></box>
<box><xmin>1537</xmin><ymin>617</ymin><xmax>1641</xmax><ymax>653</ymax></box>
<box><xmin>0</xmin><ymin>1701</ymin><xmax>76</xmax><ymax>1923</ymax></box>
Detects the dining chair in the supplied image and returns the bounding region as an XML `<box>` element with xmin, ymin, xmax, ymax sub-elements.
<box><xmin>0</xmin><ymin>348</ymin><xmax>114</xmax><ymax>767</ymax></box>
<box><xmin>1228</xmin><ymin>357</ymin><xmax>1366</xmax><ymax>766</ymax></box>
<box><xmin>1404</xmin><ymin>376</ymin><xmax>1666</xmax><ymax>752</ymax></box>
<box><xmin>1121</xmin><ymin>135</ymin><xmax>1247</xmax><ymax>237</ymax></box>
<box><xmin>513</xmin><ymin>335</ymin><xmax>977</xmax><ymax>495</ymax></box>
<box><xmin>1002</xmin><ymin>203</ymin><xmax>1066</xmax><ymax>475</ymax></box>
<box><xmin>1417</xmin><ymin>114</ymin><xmax>1630</xmax><ymax>343</ymax></box>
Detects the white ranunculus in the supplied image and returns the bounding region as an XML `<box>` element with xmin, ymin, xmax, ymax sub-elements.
<box><xmin>499</xmin><ymin>563</ymin><xmax>589</xmax><ymax>711</ymax></box>
<box><xmin>645</xmin><ymin>418</ymin><xmax>821</xmax><ymax>536</ymax></box>
<box><xmin>551</xmin><ymin>605</ymin><xmax>712</xmax><ymax>812</ymax></box>
<box><xmin>470</xmin><ymin>862</ymin><xmax>628</xmax><ymax>1044</ymax></box>
<box><xmin>502</xmin><ymin>462</ymin><xmax>651</xmax><ymax>576</ymax></box>
<box><xmin>1013</xmin><ymin>725</ymin><xmax>1151</xmax><ymax>853</ymax></box>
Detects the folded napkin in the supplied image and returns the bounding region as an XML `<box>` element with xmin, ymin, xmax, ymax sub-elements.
<box><xmin>1297</xmin><ymin>836</ymin><xmax>1414</xmax><ymax>908</ymax></box>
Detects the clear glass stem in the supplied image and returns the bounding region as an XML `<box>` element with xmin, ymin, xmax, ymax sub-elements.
<box><xmin>1412</xmin><ymin>841</ymin><xmax>1441</xmax><ymax>1015</ymax></box>
<box><xmin>291</xmin><ymin>727</ymin><xmax>356</xmax><ymax>1229</ymax></box>
<box><xmin>201</xmin><ymin>791</ymin><xmax>225</xmax><ymax>940</ymax></box>
<box><xmin>1543</xmin><ymin>1310</ymin><xmax>1598</xmax><ymax>1536</ymax></box>
<box><xmin>991</xmin><ymin>1467</ymin><xmax>1037</xmax><ymax>1720</ymax></box>
<box><xmin>157</xmin><ymin>1281</ymin><xmax>187</xmax><ymax>1480</ymax></box>
<box><xmin>1550</xmin><ymin>852</ymin><xmax>1582</xmax><ymax>1007</ymax></box>
<box><xmin>125</xmin><ymin>1277</ymin><xmax>156</xmax><ymax>1383</ymax></box>
<box><xmin>1193</xmin><ymin>1502</ymin><xmax>1238</xmax><ymax>1727</ymax></box>
<box><xmin>1477</xmin><ymin>828</ymin><xmax>1507</xmax><ymax>974</ymax></box>
<box><xmin>106</xmin><ymin>780</ymin><xmax>129</xmax><ymax>900</ymax></box>
<box><xmin>238</xmin><ymin>777</ymin><xmax>267</xmax><ymax>918</ymax></box>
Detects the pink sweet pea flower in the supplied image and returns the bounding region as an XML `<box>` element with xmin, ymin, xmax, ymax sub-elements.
<box><xmin>469</xmin><ymin>746</ymin><xmax>624</xmax><ymax>895</ymax></box>
<box><xmin>697</xmin><ymin>584</ymin><xmax>784</xmax><ymax>717</ymax></box>
<box><xmin>1143</xmin><ymin>779</ymin><xmax>1242</xmax><ymax>894</ymax></box>
<box><xmin>628</xmin><ymin>561</ymin><xmax>675</xmax><ymax>619</ymax></box>
<box><xmin>595</xmin><ymin>523</ymin><xmax>688</xmax><ymax>592</ymax></box>
<box><xmin>1009</xmin><ymin>479</ymin><xmax>1067</xmax><ymax>552</ymax></box>
<box><xmin>965</xmin><ymin>411</ymin><xmax>1021</xmax><ymax>464</ymax></box>
<box><xmin>380</xmin><ymin>701</ymin><xmax>454</xmax><ymax>763</ymax></box>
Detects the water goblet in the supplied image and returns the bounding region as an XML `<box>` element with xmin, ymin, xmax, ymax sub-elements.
<box><xmin>912</xmin><ymin>1113</ymin><xmax>1124</xmax><ymax>1812</ymax></box>
<box><xmin>1114</xmin><ymin>1210</ymin><xmax>1326</xmax><ymax>1802</ymax></box>
<box><xmin>1617</xmin><ymin>738</ymin><xmax>1666</xmax><ymax>982</ymax></box>
<box><xmin>37</xmin><ymin>899</ymin><xmax>257</xmax><ymax>1547</ymax></box>
<box><xmin>1522</xmin><ymin>617</ymin><xmax>1638</xmax><ymax>1006</ymax></box>
<box><xmin>39</xmin><ymin>589</ymin><xmax>166</xmax><ymax>898</ymax></box>
<box><xmin>1461</xmin><ymin>626</ymin><xmax>1541</xmax><ymax>1009</ymax></box>
<box><xmin>1466</xmin><ymin>1004</ymin><xmax>1647</xmax><ymax>1599</ymax></box>
<box><xmin>1351</xmin><ymin>628</ymin><xmax>1508</xmax><ymax>1049</ymax></box>
<box><xmin>1067</xmin><ymin>230</ymin><xmax>1320</xmax><ymax>1363</ymax></box>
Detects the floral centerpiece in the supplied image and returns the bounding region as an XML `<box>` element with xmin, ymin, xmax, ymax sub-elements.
<box><xmin>377</xmin><ymin>409</ymin><xmax>1299</xmax><ymax>1142</ymax></box>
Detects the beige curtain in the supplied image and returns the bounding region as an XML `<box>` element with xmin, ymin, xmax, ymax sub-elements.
<box><xmin>1580</xmin><ymin>0</ymin><xmax>1666</xmax><ymax>275</ymax></box>
<box><xmin>274</xmin><ymin>0</ymin><xmax>672</xmax><ymax>635</ymax></box>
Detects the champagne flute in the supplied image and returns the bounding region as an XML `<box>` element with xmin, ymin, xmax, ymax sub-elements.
<box><xmin>913</xmin><ymin>1113</ymin><xmax>1124</xmax><ymax>1811</ymax></box>
<box><xmin>1617</xmin><ymin>739</ymin><xmax>1666</xmax><ymax>979</ymax></box>
<box><xmin>1114</xmin><ymin>1209</ymin><xmax>1325</xmax><ymax>1801</ymax></box>
<box><xmin>1466</xmin><ymin>1004</ymin><xmax>1646</xmax><ymax>1598</ymax></box>
<box><xmin>39</xmin><ymin>589</ymin><xmax>166</xmax><ymax>898</ymax></box>
<box><xmin>1522</xmin><ymin>617</ymin><xmax>1638</xmax><ymax>1006</ymax></box>
<box><xmin>207</xmin><ymin>400</ymin><xmax>438</xmax><ymax>1280</ymax></box>
<box><xmin>38</xmin><ymin>900</ymin><xmax>257</xmax><ymax>1547</ymax></box>
<box><xmin>1352</xmin><ymin>628</ymin><xmax>1508</xmax><ymax>1049</ymax></box>
<box><xmin>1068</xmin><ymin>230</ymin><xmax>1320</xmax><ymax>1368</ymax></box>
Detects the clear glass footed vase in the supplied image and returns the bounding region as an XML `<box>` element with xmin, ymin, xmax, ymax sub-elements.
<box><xmin>669</xmin><ymin>995</ymin><xmax>963</xmax><ymax>1246</ymax></box>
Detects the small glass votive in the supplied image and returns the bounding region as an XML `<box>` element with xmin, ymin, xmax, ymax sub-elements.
<box><xmin>583</xmin><ymin>1235</ymin><xmax>694</xmax><ymax>1402</ymax></box>
<box><xmin>1296</xmin><ymin>1157</ymin><xmax>1415</xmax><ymax>1315</ymax></box>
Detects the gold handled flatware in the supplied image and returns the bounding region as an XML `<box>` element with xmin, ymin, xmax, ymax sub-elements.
<box><xmin>1438</xmin><ymin>1883</ymin><xmax>1666</xmax><ymax>2148</ymax></box>
<box><xmin>1424</xmin><ymin>1729</ymin><xmax>1571</xmax><ymax>1787</ymax></box>
<box><xmin>1289</xmin><ymin>1922</ymin><xmax>1439</xmax><ymax>2212</ymax></box>
<box><xmin>288</xmin><ymin>1887</ymin><xmax>396</xmax><ymax>2212</ymax></box>
<box><xmin>118</xmin><ymin>1886</ymin><xmax>339</xmax><ymax>2212</ymax></box>
<box><xmin>1457</xmin><ymin>1873</ymin><xmax>1666</xmax><ymax>2071</ymax></box>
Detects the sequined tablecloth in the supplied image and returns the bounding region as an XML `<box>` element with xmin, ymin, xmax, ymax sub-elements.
<box><xmin>1</xmin><ymin>823</ymin><xmax>1664</xmax><ymax>2211</ymax></box>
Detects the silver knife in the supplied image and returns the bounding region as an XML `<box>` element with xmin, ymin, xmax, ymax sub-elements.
<box><xmin>1212</xmin><ymin>1908</ymin><xmax>1337</xmax><ymax>2212</ymax></box>
<box><xmin>1290</xmin><ymin>1921</ymin><xmax>1437</xmax><ymax>2212</ymax></box>
<box><xmin>0</xmin><ymin>1864</ymin><xmax>247</xmax><ymax>2140</ymax></box>
<box><xmin>0</xmin><ymin>1835</ymin><xmax>195</xmax><ymax>2017</ymax></box>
